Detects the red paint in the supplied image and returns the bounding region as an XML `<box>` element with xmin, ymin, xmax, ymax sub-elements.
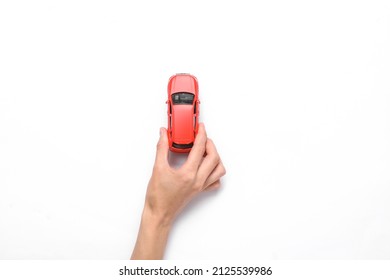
<box><xmin>167</xmin><ymin>73</ymin><xmax>200</xmax><ymax>153</ymax></box>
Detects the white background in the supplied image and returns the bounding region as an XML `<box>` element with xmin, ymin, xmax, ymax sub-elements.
<box><xmin>0</xmin><ymin>0</ymin><xmax>389</xmax><ymax>259</ymax></box>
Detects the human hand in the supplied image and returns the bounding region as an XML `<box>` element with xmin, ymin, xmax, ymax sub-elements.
<box><xmin>131</xmin><ymin>123</ymin><xmax>225</xmax><ymax>259</ymax></box>
<box><xmin>146</xmin><ymin>123</ymin><xmax>226</xmax><ymax>226</ymax></box>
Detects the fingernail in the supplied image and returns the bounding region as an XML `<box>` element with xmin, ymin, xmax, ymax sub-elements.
<box><xmin>159</xmin><ymin>128</ymin><xmax>163</xmax><ymax>136</ymax></box>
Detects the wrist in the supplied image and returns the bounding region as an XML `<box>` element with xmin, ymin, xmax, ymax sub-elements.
<box><xmin>141</xmin><ymin>205</ymin><xmax>173</xmax><ymax>231</ymax></box>
<box><xmin>131</xmin><ymin>205</ymin><xmax>172</xmax><ymax>260</ymax></box>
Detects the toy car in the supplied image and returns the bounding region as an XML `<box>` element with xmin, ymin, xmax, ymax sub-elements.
<box><xmin>167</xmin><ymin>73</ymin><xmax>200</xmax><ymax>153</ymax></box>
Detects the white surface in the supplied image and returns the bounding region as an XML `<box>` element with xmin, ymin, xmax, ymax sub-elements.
<box><xmin>0</xmin><ymin>0</ymin><xmax>389</xmax><ymax>259</ymax></box>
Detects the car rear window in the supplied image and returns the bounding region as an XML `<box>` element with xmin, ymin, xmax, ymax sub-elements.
<box><xmin>172</xmin><ymin>92</ymin><xmax>194</xmax><ymax>105</ymax></box>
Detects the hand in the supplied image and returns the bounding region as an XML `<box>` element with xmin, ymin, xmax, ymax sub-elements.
<box><xmin>146</xmin><ymin>123</ymin><xmax>226</xmax><ymax>225</ymax></box>
<box><xmin>131</xmin><ymin>123</ymin><xmax>226</xmax><ymax>259</ymax></box>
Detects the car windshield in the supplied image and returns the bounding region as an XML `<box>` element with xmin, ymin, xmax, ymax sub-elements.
<box><xmin>172</xmin><ymin>92</ymin><xmax>194</xmax><ymax>105</ymax></box>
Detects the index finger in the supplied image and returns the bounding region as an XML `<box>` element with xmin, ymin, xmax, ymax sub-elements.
<box><xmin>183</xmin><ymin>123</ymin><xmax>207</xmax><ymax>171</ymax></box>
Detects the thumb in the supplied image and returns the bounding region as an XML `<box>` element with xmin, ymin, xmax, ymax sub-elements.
<box><xmin>155</xmin><ymin>127</ymin><xmax>169</xmax><ymax>165</ymax></box>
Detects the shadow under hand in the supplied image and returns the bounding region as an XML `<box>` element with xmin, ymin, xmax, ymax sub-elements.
<box><xmin>168</xmin><ymin>150</ymin><xmax>224</xmax><ymax>236</ymax></box>
<box><xmin>173</xmin><ymin>186</ymin><xmax>223</xmax><ymax>231</ymax></box>
<box><xmin>168</xmin><ymin>151</ymin><xmax>189</xmax><ymax>169</ymax></box>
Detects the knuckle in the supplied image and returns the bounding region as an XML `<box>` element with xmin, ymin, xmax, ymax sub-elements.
<box><xmin>193</xmin><ymin>181</ymin><xmax>204</xmax><ymax>192</ymax></box>
<box><xmin>153</xmin><ymin>163</ymin><xmax>163</xmax><ymax>173</ymax></box>
<box><xmin>211</xmin><ymin>153</ymin><xmax>220</xmax><ymax>166</ymax></box>
<box><xmin>220</xmin><ymin>164</ymin><xmax>226</xmax><ymax>176</ymax></box>
<box><xmin>207</xmin><ymin>138</ymin><xmax>216</xmax><ymax>148</ymax></box>
<box><xmin>181</xmin><ymin>172</ymin><xmax>195</xmax><ymax>185</ymax></box>
<box><xmin>220</xmin><ymin>167</ymin><xmax>226</xmax><ymax>177</ymax></box>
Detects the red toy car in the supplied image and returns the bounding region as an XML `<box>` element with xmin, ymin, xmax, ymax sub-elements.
<box><xmin>167</xmin><ymin>73</ymin><xmax>200</xmax><ymax>153</ymax></box>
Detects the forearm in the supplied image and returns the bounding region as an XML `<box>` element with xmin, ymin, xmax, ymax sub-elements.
<box><xmin>131</xmin><ymin>206</ymin><xmax>172</xmax><ymax>260</ymax></box>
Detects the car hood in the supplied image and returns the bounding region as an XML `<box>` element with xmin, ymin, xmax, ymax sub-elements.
<box><xmin>169</xmin><ymin>75</ymin><xmax>197</xmax><ymax>94</ymax></box>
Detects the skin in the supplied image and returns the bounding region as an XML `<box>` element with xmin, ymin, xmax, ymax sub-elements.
<box><xmin>131</xmin><ymin>123</ymin><xmax>226</xmax><ymax>259</ymax></box>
